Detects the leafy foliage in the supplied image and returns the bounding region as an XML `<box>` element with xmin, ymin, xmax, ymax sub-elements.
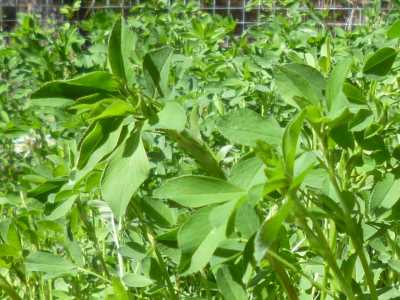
<box><xmin>2</xmin><ymin>1</ymin><xmax>400</xmax><ymax>299</ymax></box>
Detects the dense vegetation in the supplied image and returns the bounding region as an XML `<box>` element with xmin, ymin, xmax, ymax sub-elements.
<box><xmin>1</xmin><ymin>1</ymin><xmax>400</xmax><ymax>299</ymax></box>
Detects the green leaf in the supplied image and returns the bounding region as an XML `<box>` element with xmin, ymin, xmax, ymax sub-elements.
<box><xmin>387</xmin><ymin>20</ymin><xmax>400</xmax><ymax>39</ymax></box>
<box><xmin>177</xmin><ymin>206</ymin><xmax>231</xmax><ymax>275</ymax></box>
<box><xmin>90</xmin><ymin>99</ymin><xmax>134</xmax><ymax>122</ymax></box>
<box><xmin>370</xmin><ymin>174</ymin><xmax>400</xmax><ymax>213</ymax></box>
<box><xmin>182</xmin><ymin>226</ymin><xmax>225</xmax><ymax>275</ymax></box>
<box><xmin>275</xmin><ymin>63</ymin><xmax>325</xmax><ymax>108</ymax></box>
<box><xmin>255</xmin><ymin>200</ymin><xmax>293</xmax><ymax>261</ymax></box>
<box><xmin>349</xmin><ymin>109</ymin><xmax>374</xmax><ymax>132</ymax></box>
<box><xmin>25</xmin><ymin>252</ymin><xmax>76</xmax><ymax>275</ymax></box>
<box><xmin>122</xmin><ymin>273</ymin><xmax>153</xmax><ymax>288</ymax></box>
<box><xmin>235</xmin><ymin>201</ymin><xmax>260</xmax><ymax>239</ymax></box>
<box><xmin>0</xmin><ymin>244</ymin><xmax>21</xmax><ymax>257</ymax></box>
<box><xmin>154</xmin><ymin>175</ymin><xmax>245</xmax><ymax>208</ymax></box>
<box><xmin>111</xmin><ymin>278</ymin><xmax>129</xmax><ymax>300</ymax></box>
<box><xmin>228</xmin><ymin>156</ymin><xmax>266</xmax><ymax>190</ymax></box>
<box><xmin>45</xmin><ymin>197</ymin><xmax>77</xmax><ymax>221</ymax></box>
<box><xmin>363</xmin><ymin>48</ymin><xmax>397</xmax><ymax>76</ymax></box>
<box><xmin>149</xmin><ymin>101</ymin><xmax>186</xmax><ymax>132</ymax></box>
<box><xmin>216</xmin><ymin>266</ymin><xmax>247</xmax><ymax>300</ymax></box>
<box><xmin>282</xmin><ymin>111</ymin><xmax>305</xmax><ymax>177</ymax></box>
<box><xmin>32</xmin><ymin>71</ymin><xmax>119</xmax><ymax>100</ymax></box>
<box><xmin>108</xmin><ymin>18</ymin><xmax>136</xmax><ymax>83</ymax></box>
<box><xmin>388</xmin><ymin>260</ymin><xmax>400</xmax><ymax>273</ymax></box>
<box><xmin>77</xmin><ymin>121</ymin><xmax>105</xmax><ymax>169</ymax></box>
<box><xmin>326</xmin><ymin>58</ymin><xmax>351</xmax><ymax>113</ymax></box>
<box><xmin>343</xmin><ymin>82</ymin><xmax>365</xmax><ymax>104</ymax></box>
<box><xmin>29</xmin><ymin>98</ymin><xmax>74</xmax><ymax>108</ymax></box>
<box><xmin>101</xmin><ymin>129</ymin><xmax>150</xmax><ymax>218</ymax></box>
<box><xmin>216</xmin><ymin>109</ymin><xmax>283</xmax><ymax>147</ymax></box>
<box><xmin>178</xmin><ymin>208</ymin><xmax>213</xmax><ymax>258</ymax></box>
<box><xmin>75</xmin><ymin>118</ymin><xmax>125</xmax><ymax>180</ymax></box>
<box><xmin>28</xmin><ymin>179</ymin><xmax>68</xmax><ymax>202</ymax></box>
<box><xmin>330</xmin><ymin>123</ymin><xmax>354</xmax><ymax>149</ymax></box>
<box><xmin>166</xmin><ymin>130</ymin><xmax>225</xmax><ymax>179</ymax></box>
<box><xmin>143</xmin><ymin>47</ymin><xmax>173</xmax><ymax>97</ymax></box>
<box><xmin>142</xmin><ymin>198</ymin><xmax>176</xmax><ymax>227</ymax></box>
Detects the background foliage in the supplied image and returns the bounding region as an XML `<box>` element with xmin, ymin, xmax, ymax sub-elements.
<box><xmin>1</xmin><ymin>1</ymin><xmax>400</xmax><ymax>299</ymax></box>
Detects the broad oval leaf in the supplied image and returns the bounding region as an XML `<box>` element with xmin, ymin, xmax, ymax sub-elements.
<box><xmin>123</xmin><ymin>273</ymin><xmax>153</xmax><ymax>288</ymax></box>
<box><xmin>228</xmin><ymin>156</ymin><xmax>265</xmax><ymax>190</ymax></box>
<box><xmin>363</xmin><ymin>48</ymin><xmax>397</xmax><ymax>76</ymax></box>
<box><xmin>149</xmin><ymin>101</ymin><xmax>186</xmax><ymax>132</ymax></box>
<box><xmin>101</xmin><ymin>129</ymin><xmax>150</xmax><ymax>218</ymax></box>
<box><xmin>216</xmin><ymin>108</ymin><xmax>283</xmax><ymax>147</ymax></box>
<box><xmin>154</xmin><ymin>175</ymin><xmax>245</xmax><ymax>208</ymax></box>
<box><xmin>177</xmin><ymin>205</ymin><xmax>231</xmax><ymax>275</ymax></box>
<box><xmin>370</xmin><ymin>174</ymin><xmax>400</xmax><ymax>214</ymax></box>
<box><xmin>275</xmin><ymin>63</ymin><xmax>325</xmax><ymax>108</ymax></box>
<box><xmin>26</xmin><ymin>252</ymin><xmax>76</xmax><ymax>275</ymax></box>
<box><xmin>387</xmin><ymin>20</ymin><xmax>400</xmax><ymax>39</ymax></box>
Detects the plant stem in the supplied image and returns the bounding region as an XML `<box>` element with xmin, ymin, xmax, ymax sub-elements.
<box><xmin>77</xmin><ymin>199</ymin><xmax>110</xmax><ymax>278</ymax></box>
<box><xmin>0</xmin><ymin>274</ymin><xmax>23</xmax><ymax>300</ymax></box>
<box><xmin>316</xmin><ymin>131</ymin><xmax>378</xmax><ymax>300</ymax></box>
<box><xmin>132</xmin><ymin>202</ymin><xmax>178</xmax><ymax>300</ymax></box>
<box><xmin>77</xmin><ymin>267</ymin><xmax>111</xmax><ymax>283</ymax></box>
<box><xmin>110</xmin><ymin>214</ymin><xmax>124</xmax><ymax>278</ymax></box>
<box><xmin>289</xmin><ymin>193</ymin><xmax>355</xmax><ymax>299</ymax></box>
<box><xmin>267</xmin><ymin>252</ymin><xmax>299</xmax><ymax>300</ymax></box>
<box><xmin>321</xmin><ymin>219</ymin><xmax>336</xmax><ymax>300</ymax></box>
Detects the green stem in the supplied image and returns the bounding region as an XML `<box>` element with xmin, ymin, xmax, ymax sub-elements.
<box><xmin>289</xmin><ymin>193</ymin><xmax>355</xmax><ymax>299</ymax></box>
<box><xmin>132</xmin><ymin>202</ymin><xmax>178</xmax><ymax>300</ymax></box>
<box><xmin>267</xmin><ymin>252</ymin><xmax>299</xmax><ymax>300</ymax></box>
<box><xmin>77</xmin><ymin>267</ymin><xmax>111</xmax><ymax>284</ymax></box>
<box><xmin>0</xmin><ymin>274</ymin><xmax>22</xmax><ymax>300</ymax></box>
<box><xmin>77</xmin><ymin>199</ymin><xmax>110</xmax><ymax>278</ymax></box>
<box><xmin>317</xmin><ymin>131</ymin><xmax>378</xmax><ymax>300</ymax></box>
<box><xmin>321</xmin><ymin>220</ymin><xmax>337</xmax><ymax>300</ymax></box>
<box><xmin>266</xmin><ymin>249</ymin><xmax>335</xmax><ymax>298</ymax></box>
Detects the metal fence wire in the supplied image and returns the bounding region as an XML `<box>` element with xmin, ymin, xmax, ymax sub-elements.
<box><xmin>0</xmin><ymin>0</ymin><xmax>395</xmax><ymax>32</ymax></box>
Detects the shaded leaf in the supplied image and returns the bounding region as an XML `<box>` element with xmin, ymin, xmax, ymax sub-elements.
<box><xmin>165</xmin><ymin>130</ymin><xmax>225</xmax><ymax>178</ymax></box>
<box><xmin>363</xmin><ymin>48</ymin><xmax>397</xmax><ymax>76</ymax></box>
<box><xmin>255</xmin><ymin>200</ymin><xmax>293</xmax><ymax>261</ymax></box>
<box><xmin>143</xmin><ymin>47</ymin><xmax>173</xmax><ymax>97</ymax></box>
<box><xmin>216</xmin><ymin>266</ymin><xmax>247</xmax><ymax>300</ymax></box>
<box><xmin>282</xmin><ymin>111</ymin><xmax>305</xmax><ymax>177</ymax></box>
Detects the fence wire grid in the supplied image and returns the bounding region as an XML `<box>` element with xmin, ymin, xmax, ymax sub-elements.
<box><xmin>0</xmin><ymin>0</ymin><xmax>395</xmax><ymax>32</ymax></box>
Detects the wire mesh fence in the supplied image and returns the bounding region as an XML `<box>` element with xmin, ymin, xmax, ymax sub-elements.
<box><xmin>0</xmin><ymin>0</ymin><xmax>396</xmax><ymax>32</ymax></box>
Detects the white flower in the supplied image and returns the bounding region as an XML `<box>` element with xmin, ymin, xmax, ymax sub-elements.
<box><xmin>13</xmin><ymin>134</ymin><xmax>35</xmax><ymax>155</ymax></box>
